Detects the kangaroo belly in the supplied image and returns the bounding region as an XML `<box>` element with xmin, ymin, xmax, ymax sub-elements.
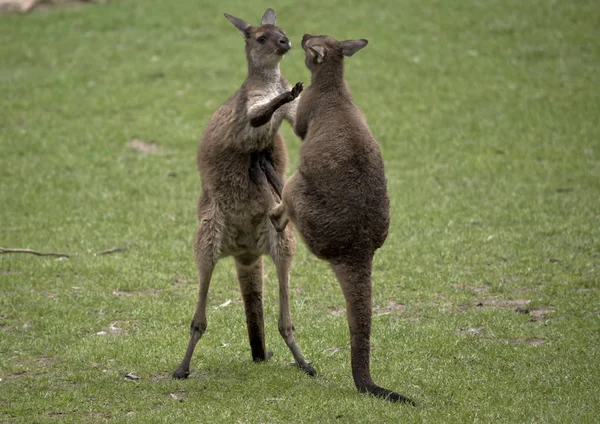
<box><xmin>220</xmin><ymin>215</ymin><xmax>272</xmax><ymax>257</ymax></box>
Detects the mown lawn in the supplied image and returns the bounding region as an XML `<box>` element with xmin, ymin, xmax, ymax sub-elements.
<box><xmin>1</xmin><ymin>0</ymin><xmax>599</xmax><ymax>422</ymax></box>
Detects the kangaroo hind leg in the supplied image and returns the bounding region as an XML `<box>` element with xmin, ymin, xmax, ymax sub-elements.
<box><xmin>235</xmin><ymin>254</ymin><xmax>270</xmax><ymax>361</ymax></box>
<box><xmin>173</xmin><ymin>215</ymin><xmax>221</xmax><ymax>379</ymax></box>
<box><xmin>331</xmin><ymin>259</ymin><xmax>415</xmax><ymax>405</ymax></box>
<box><xmin>271</xmin><ymin>227</ymin><xmax>316</xmax><ymax>376</ymax></box>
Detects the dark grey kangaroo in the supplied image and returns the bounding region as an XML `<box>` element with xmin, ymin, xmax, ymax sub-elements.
<box><xmin>270</xmin><ymin>34</ymin><xmax>415</xmax><ymax>405</ymax></box>
<box><xmin>172</xmin><ymin>9</ymin><xmax>315</xmax><ymax>380</ymax></box>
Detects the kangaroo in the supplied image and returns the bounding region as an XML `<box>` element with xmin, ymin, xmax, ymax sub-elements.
<box><xmin>172</xmin><ymin>9</ymin><xmax>315</xmax><ymax>381</ymax></box>
<box><xmin>269</xmin><ymin>34</ymin><xmax>415</xmax><ymax>405</ymax></box>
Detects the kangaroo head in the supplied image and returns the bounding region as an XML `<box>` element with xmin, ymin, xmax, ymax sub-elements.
<box><xmin>224</xmin><ymin>9</ymin><xmax>291</xmax><ymax>68</ymax></box>
<box><xmin>301</xmin><ymin>34</ymin><xmax>368</xmax><ymax>70</ymax></box>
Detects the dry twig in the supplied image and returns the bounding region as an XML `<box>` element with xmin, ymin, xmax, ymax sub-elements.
<box><xmin>95</xmin><ymin>244</ymin><xmax>132</xmax><ymax>256</ymax></box>
<box><xmin>0</xmin><ymin>247</ymin><xmax>70</xmax><ymax>258</ymax></box>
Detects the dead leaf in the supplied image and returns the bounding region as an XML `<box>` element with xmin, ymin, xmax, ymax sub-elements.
<box><xmin>1</xmin><ymin>270</ymin><xmax>23</xmax><ymax>275</ymax></box>
<box><xmin>96</xmin><ymin>322</ymin><xmax>125</xmax><ymax>336</ymax></box>
<box><xmin>323</xmin><ymin>346</ymin><xmax>340</xmax><ymax>357</ymax></box>
<box><xmin>374</xmin><ymin>300</ymin><xmax>405</xmax><ymax>316</ymax></box>
<box><xmin>109</xmin><ymin>322</ymin><xmax>124</xmax><ymax>335</ymax></box>
<box><xmin>509</xmin><ymin>338</ymin><xmax>544</xmax><ymax>346</ymax></box>
<box><xmin>124</xmin><ymin>372</ymin><xmax>140</xmax><ymax>380</ymax></box>
<box><xmin>128</xmin><ymin>139</ymin><xmax>158</xmax><ymax>154</ymax></box>
<box><xmin>214</xmin><ymin>299</ymin><xmax>231</xmax><ymax>309</ymax></box>
<box><xmin>328</xmin><ymin>306</ymin><xmax>345</xmax><ymax>317</ymax></box>
<box><xmin>461</xmin><ymin>327</ymin><xmax>485</xmax><ymax>335</ymax></box>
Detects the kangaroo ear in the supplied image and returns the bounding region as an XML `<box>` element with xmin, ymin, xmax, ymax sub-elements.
<box><xmin>261</xmin><ymin>8</ymin><xmax>276</xmax><ymax>26</ymax></box>
<box><xmin>340</xmin><ymin>39</ymin><xmax>368</xmax><ymax>57</ymax></box>
<box><xmin>224</xmin><ymin>13</ymin><xmax>251</xmax><ymax>36</ymax></box>
<box><xmin>309</xmin><ymin>45</ymin><xmax>325</xmax><ymax>63</ymax></box>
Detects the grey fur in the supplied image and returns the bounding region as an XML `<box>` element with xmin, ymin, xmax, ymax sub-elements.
<box><xmin>172</xmin><ymin>10</ymin><xmax>315</xmax><ymax>381</ymax></box>
<box><xmin>261</xmin><ymin>8</ymin><xmax>277</xmax><ymax>26</ymax></box>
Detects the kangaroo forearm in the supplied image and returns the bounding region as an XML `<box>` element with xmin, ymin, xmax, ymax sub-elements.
<box><xmin>249</xmin><ymin>92</ymin><xmax>291</xmax><ymax>127</ymax></box>
<box><xmin>259</xmin><ymin>153</ymin><xmax>283</xmax><ymax>198</ymax></box>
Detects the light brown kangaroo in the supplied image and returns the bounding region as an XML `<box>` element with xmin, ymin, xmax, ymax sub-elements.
<box><xmin>269</xmin><ymin>34</ymin><xmax>415</xmax><ymax>405</ymax></box>
<box><xmin>172</xmin><ymin>9</ymin><xmax>315</xmax><ymax>380</ymax></box>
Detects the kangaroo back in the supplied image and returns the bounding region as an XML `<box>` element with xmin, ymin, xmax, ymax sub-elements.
<box><xmin>269</xmin><ymin>33</ymin><xmax>415</xmax><ymax>405</ymax></box>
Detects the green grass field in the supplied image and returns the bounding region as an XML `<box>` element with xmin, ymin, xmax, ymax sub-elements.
<box><xmin>1</xmin><ymin>0</ymin><xmax>599</xmax><ymax>422</ymax></box>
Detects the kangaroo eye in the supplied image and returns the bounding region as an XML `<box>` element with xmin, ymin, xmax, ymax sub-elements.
<box><xmin>256</xmin><ymin>36</ymin><xmax>267</xmax><ymax>44</ymax></box>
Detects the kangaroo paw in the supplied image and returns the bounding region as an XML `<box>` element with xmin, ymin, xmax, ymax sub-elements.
<box><xmin>268</xmin><ymin>205</ymin><xmax>288</xmax><ymax>232</ymax></box>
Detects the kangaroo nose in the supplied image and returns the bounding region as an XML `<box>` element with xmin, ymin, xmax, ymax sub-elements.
<box><xmin>280</xmin><ymin>36</ymin><xmax>290</xmax><ymax>45</ymax></box>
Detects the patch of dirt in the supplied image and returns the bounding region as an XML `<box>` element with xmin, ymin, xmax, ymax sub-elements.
<box><xmin>451</xmin><ymin>283</ymin><xmax>490</xmax><ymax>294</ymax></box>
<box><xmin>460</xmin><ymin>327</ymin><xmax>485</xmax><ymax>336</ymax></box>
<box><xmin>128</xmin><ymin>138</ymin><xmax>158</xmax><ymax>154</ymax></box>
<box><xmin>1</xmin><ymin>269</ymin><xmax>23</xmax><ymax>275</ymax></box>
<box><xmin>527</xmin><ymin>308</ymin><xmax>555</xmax><ymax>321</ymax></box>
<box><xmin>478</xmin><ymin>297</ymin><xmax>531</xmax><ymax>310</ymax></box>
<box><xmin>37</xmin><ymin>356</ymin><xmax>54</xmax><ymax>366</ymax></box>
<box><xmin>95</xmin><ymin>321</ymin><xmax>135</xmax><ymax>336</ymax></box>
<box><xmin>48</xmin><ymin>411</ymin><xmax>70</xmax><ymax>419</ymax></box>
<box><xmin>292</xmin><ymin>286</ymin><xmax>305</xmax><ymax>296</ymax></box>
<box><xmin>508</xmin><ymin>338</ymin><xmax>545</xmax><ymax>346</ymax></box>
<box><xmin>514</xmin><ymin>307</ymin><xmax>555</xmax><ymax>323</ymax></box>
<box><xmin>0</xmin><ymin>0</ymin><xmax>100</xmax><ymax>14</ymax></box>
<box><xmin>150</xmin><ymin>373</ymin><xmax>173</xmax><ymax>382</ymax></box>
<box><xmin>574</xmin><ymin>288</ymin><xmax>600</xmax><ymax>294</ymax></box>
<box><xmin>374</xmin><ymin>300</ymin><xmax>405</xmax><ymax>316</ymax></box>
<box><xmin>168</xmin><ymin>390</ymin><xmax>187</xmax><ymax>402</ymax></box>
<box><xmin>171</xmin><ymin>277</ymin><xmax>190</xmax><ymax>287</ymax></box>
<box><xmin>323</xmin><ymin>346</ymin><xmax>343</xmax><ymax>357</ymax></box>
<box><xmin>328</xmin><ymin>306</ymin><xmax>345</xmax><ymax>317</ymax></box>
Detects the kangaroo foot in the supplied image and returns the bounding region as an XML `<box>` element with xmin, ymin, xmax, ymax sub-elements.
<box><xmin>359</xmin><ymin>384</ymin><xmax>417</xmax><ymax>406</ymax></box>
<box><xmin>172</xmin><ymin>367</ymin><xmax>190</xmax><ymax>379</ymax></box>
<box><xmin>297</xmin><ymin>362</ymin><xmax>317</xmax><ymax>377</ymax></box>
<box><xmin>253</xmin><ymin>350</ymin><xmax>273</xmax><ymax>362</ymax></box>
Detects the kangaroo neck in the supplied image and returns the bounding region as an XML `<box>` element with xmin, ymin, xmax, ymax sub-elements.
<box><xmin>247</xmin><ymin>63</ymin><xmax>281</xmax><ymax>85</ymax></box>
<box><xmin>311</xmin><ymin>61</ymin><xmax>345</xmax><ymax>91</ymax></box>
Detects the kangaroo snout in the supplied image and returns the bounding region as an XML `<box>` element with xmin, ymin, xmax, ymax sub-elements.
<box><xmin>278</xmin><ymin>36</ymin><xmax>291</xmax><ymax>54</ymax></box>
